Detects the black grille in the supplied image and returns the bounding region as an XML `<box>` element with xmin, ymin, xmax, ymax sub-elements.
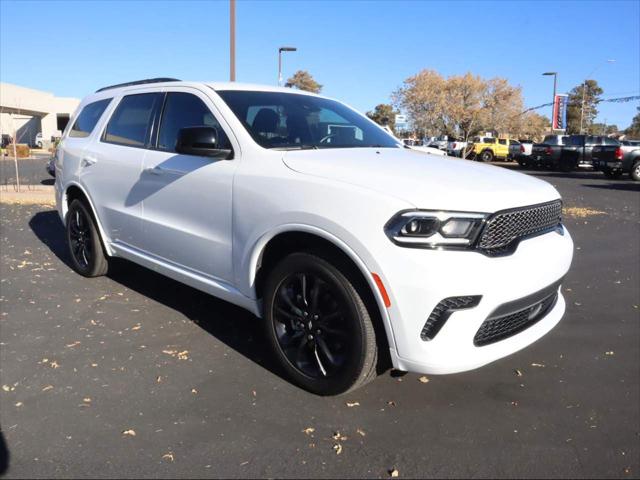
<box><xmin>477</xmin><ymin>200</ymin><xmax>562</xmax><ymax>254</ymax></box>
<box><xmin>421</xmin><ymin>296</ymin><xmax>481</xmax><ymax>341</ymax></box>
<box><xmin>474</xmin><ymin>292</ymin><xmax>558</xmax><ymax>347</ymax></box>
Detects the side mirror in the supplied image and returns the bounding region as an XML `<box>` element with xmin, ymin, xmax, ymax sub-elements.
<box><xmin>175</xmin><ymin>126</ymin><xmax>232</xmax><ymax>159</ymax></box>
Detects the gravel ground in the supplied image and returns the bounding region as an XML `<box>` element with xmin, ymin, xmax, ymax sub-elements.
<box><xmin>0</xmin><ymin>167</ymin><xmax>638</xmax><ymax>478</ymax></box>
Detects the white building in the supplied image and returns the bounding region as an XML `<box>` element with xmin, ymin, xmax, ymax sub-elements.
<box><xmin>0</xmin><ymin>83</ymin><xmax>80</xmax><ymax>148</ymax></box>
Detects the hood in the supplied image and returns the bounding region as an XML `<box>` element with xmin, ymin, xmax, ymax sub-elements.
<box><xmin>282</xmin><ymin>148</ymin><xmax>560</xmax><ymax>212</ymax></box>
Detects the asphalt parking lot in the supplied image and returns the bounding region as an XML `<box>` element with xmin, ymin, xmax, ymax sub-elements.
<box><xmin>0</xmin><ymin>165</ymin><xmax>639</xmax><ymax>478</ymax></box>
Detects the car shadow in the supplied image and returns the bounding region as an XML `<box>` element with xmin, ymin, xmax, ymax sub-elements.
<box><xmin>27</xmin><ymin>210</ymin><xmax>288</xmax><ymax>384</ymax></box>
<box><xmin>0</xmin><ymin>428</ymin><xmax>8</xmax><ymax>476</ymax></box>
<box><xmin>41</xmin><ymin>178</ymin><xmax>54</xmax><ymax>186</ymax></box>
<box><xmin>582</xmin><ymin>182</ymin><xmax>640</xmax><ymax>192</ymax></box>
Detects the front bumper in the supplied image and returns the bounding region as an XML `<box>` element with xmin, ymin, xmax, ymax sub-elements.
<box><xmin>378</xmin><ymin>226</ymin><xmax>573</xmax><ymax>374</ymax></box>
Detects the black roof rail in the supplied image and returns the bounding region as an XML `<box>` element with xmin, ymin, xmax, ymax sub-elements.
<box><xmin>95</xmin><ymin>78</ymin><xmax>181</xmax><ymax>93</ymax></box>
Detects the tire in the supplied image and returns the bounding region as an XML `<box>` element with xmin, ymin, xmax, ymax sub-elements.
<box><xmin>66</xmin><ymin>199</ymin><xmax>109</xmax><ymax>277</ymax></box>
<box><xmin>479</xmin><ymin>150</ymin><xmax>494</xmax><ymax>162</ymax></box>
<box><xmin>263</xmin><ymin>252</ymin><xmax>378</xmax><ymax>395</ymax></box>
<box><xmin>518</xmin><ymin>160</ymin><xmax>528</xmax><ymax>169</ymax></box>
<box><xmin>36</xmin><ymin>141</ymin><xmax>43</xmax><ymax>149</ymax></box>
<box><xmin>603</xmin><ymin>168</ymin><xmax>622</xmax><ymax>179</ymax></box>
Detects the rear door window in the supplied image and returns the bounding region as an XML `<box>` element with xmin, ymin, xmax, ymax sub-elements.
<box><xmin>69</xmin><ymin>99</ymin><xmax>112</xmax><ymax>138</ymax></box>
<box><xmin>103</xmin><ymin>93</ymin><xmax>162</xmax><ymax>147</ymax></box>
<box><xmin>157</xmin><ymin>92</ymin><xmax>231</xmax><ymax>152</ymax></box>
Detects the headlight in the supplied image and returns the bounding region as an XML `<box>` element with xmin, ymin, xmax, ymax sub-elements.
<box><xmin>385</xmin><ymin>210</ymin><xmax>488</xmax><ymax>249</ymax></box>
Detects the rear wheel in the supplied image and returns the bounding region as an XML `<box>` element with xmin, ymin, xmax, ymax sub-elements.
<box><xmin>263</xmin><ymin>252</ymin><xmax>377</xmax><ymax>395</ymax></box>
<box><xmin>479</xmin><ymin>150</ymin><xmax>494</xmax><ymax>162</ymax></box>
<box><xmin>632</xmin><ymin>161</ymin><xmax>640</xmax><ymax>181</ymax></box>
<box><xmin>66</xmin><ymin>199</ymin><xmax>109</xmax><ymax>277</ymax></box>
<box><xmin>603</xmin><ymin>168</ymin><xmax>622</xmax><ymax>179</ymax></box>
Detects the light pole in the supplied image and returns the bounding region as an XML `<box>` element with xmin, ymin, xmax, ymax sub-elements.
<box><xmin>542</xmin><ymin>72</ymin><xmax>557</xmax><ymax>129</ymax></box>
<box><xmin>580</xmin><ymin>59</ymin><xmax>615</xmax><ymax>134</ymax></box>
<box><xmin>229</xmin><ymin>0</ymin><xmax>236</xmax><ymax>81</ymax></box>
<box><xmin>278</xmin><ymin>46</ymin><xmax>297</xmax><ymax>86</ymax></box>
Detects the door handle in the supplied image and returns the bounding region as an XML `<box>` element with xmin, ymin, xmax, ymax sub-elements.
<box><xmin>81</xmin><ymin>156</ymin><xmax>97</xmax><ymax>167</ymax></box>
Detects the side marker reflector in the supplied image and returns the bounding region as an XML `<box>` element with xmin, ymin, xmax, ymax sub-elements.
<box><xmin>372</xmin><ymin>273</ymin><xmax>391</xmax><ymax>308</ymax></box>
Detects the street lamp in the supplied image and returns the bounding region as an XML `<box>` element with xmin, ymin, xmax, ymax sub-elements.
<box><xmin>278</xmin><ymin>46</ymin><xmax>297</xmax><ymax>86</ymax></box>
<box><xmin>542</xmin><ymin>72</ymin><xmax>557</xmax><ymax>128</ymax></box>
<box><xmin>580</xmin><ymin>59</ymin><xmax>615</xmax><ymax>134</ymax></box>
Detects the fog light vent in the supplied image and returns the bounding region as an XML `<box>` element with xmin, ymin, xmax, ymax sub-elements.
<box><xmin>421</xmin><ymin>296</ymin><xmax>482</xmax><ymax>341</ymax></box>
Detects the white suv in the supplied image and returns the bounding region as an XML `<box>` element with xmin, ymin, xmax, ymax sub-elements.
<box><xmin>55</xmin><ymin>78</ymin><xmax>573</xmax><ymax>395</ymax></box>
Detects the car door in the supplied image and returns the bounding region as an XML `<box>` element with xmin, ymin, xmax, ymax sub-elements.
<box><xmin>139</xmin><ymin>89</ymin><xmax>237</xmax><ymax>282</ymax></box>
<box><xmin>82</xmin><ymin>91</ymin><xmax>164</xmax><ymax>249</ymax></box>
<box><xmin>497</xmin><ymin>138</ymin><xmax>508</xmax><ymax>158</ymax></box>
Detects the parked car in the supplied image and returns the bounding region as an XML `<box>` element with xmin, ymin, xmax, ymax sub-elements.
<box><xmin>470</xmin><ymin>137</ymin><xmax>513</xmax><ymax>162</ymax></box>
<box><xmin>446</xmin><ymin>139</ymin><xmax>468</xmax><ymax>157</ymax></box>
<box><xmin>529</xmin><ymin>135</ymin><xmax>570</xmax><ymax>170</ymax></box>
<box><xmin>563</xmin><ymin>135</ymin><xmax>619</xmax><ymax>169</ymax></box>
<box><xmin>55</xmin><ymin>78</ymin><xmax>573</xmax><ymax>395</ymax></box>
<box><xmin>509</xmin><ymin>139</ymin><xmax>533</xmax><ymax>164</ymax></box>
<box><xmin>34</xmin><ymin>132</ymin><xmax>44</xmax><ymax>149</ymax></box>
<box><xmin>592</xmin><ymin>139</ymin><xmax>640</xmax><ymax>180</ymax></box>
<box><xmin>530</xmin><ymin>135</ymin><xmax>618</xmax><ymax>171</ymax></box>
<box><xmin>1</xmin><ymin>134</ymin><xmax>13</xmax><ymax>148</ymax></box>
<box><xmin>427</xmin><ymin>135</ymin><xmax>452</xmax><ymax>151</ymax></box>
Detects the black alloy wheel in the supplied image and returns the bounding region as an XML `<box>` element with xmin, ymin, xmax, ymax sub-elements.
<box><xmin>66</xmin><ymin>199</ymin><xmax>109</xmax><ymax>277</ymax></box>
<box><xmin>264</xmin><ymin>253</ymin><xmax>378</xmax><ymax>395</ymax></box>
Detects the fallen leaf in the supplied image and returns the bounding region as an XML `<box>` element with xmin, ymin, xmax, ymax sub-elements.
<box><xmin>131</xmin><ymin>324</ymin><xmax>141</xmax><ymax>331</ymax></box>
<box><xmin>418</xmin><ymin>376</ymin><xmax>430</xmax><ymax>383</ymax></box>
<box><xmin>15</xmin><ymin>402</ymin><xmax>23</xmax><ymax>407</ymax></box>
<box><xmin>302</xmin><ymin>427</ymin><xmax>315</xmax><ymax>435</ymax></box>
<box><xmin>346</xmin><ymin>401</ymin><xmax>360</xmax><ymax>407</ymax></box>
<box><xmin>389</xmin><ymin>468</ymin><xmax>399</xmax><ymax>477</ymax></box>
<box><xmin>2</xmin><ymin>385</ymin><xmax>10</xmax><ymax>392</ymax></box>
<box><xmin>66</xmin><ymin>341</ymin><xmax>81</xmax><ymax>348</ymax></box>
<box><xmin>387</xmin><ymin>400</ymin><xmax>396</xmax><ymax>407</ymax></box>
<box><xmin>511</xmin><ymin>401</ymin><xmax>519</xmax><ymax>407</ymax></box>
<box><xmin>162</xmin><ymin>452</ymin><xmax>174</xmax><ymax>462</ymax></box>
<box><xmin>50</xmin><ymin>361</ymin><xmax>60</xmax><ymax>369</ymax></box>
<box><xmin>191</xmin><ymin>388</ymin><xmax>197</xmax><ymax>394</ymax></box>
<box><xmin>41</xmin><ymin>385</ymin><xmax>53</xmax><ymax>392</ymax></box>
<box><xmin>122</xmin><ymin>429</ymin><xmax>136</xmax><ymax>436</ymax></box>
<box><xmin>156</xmin><ymin>376</ymin><xmax>162</xmax><ymax>383</ymax></box>
<box><xmin>356</xmin><ymin>428</ymin><xmax>366</xmax><ymax>437</ymax></box>
<box><xmin>605</xmin><ymin>351</ymin><xmax>614</xmax><ymax>356</ymax></box>
<box><xmin>83</xmin><ymin>397</ymin><xmax>91</xmax><ymax>403</ymax></box>
<box><xmin>333</xmin><ymin>443</ymin><xmax>342</xmax><ymax>455</ymax></box>
<box><xmin>531</xmin><ymin>363</ymin><xmax>545</xmax><ymax>367</ymax></box>
<box><xmin>514</xmin><ymin>369</ymin><xmax>523</xmax><ymax>377</ymax></box>
<box><xmin>177</xmin><ymin>350</ymin><xmax>189</xmax><ymax>360</ymax></box>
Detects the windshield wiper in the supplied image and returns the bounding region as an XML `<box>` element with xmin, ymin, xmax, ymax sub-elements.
<box><xmin>274</xmin><ymin>145</ymin><xmax>319</xmax><ymax>151</ymax></box>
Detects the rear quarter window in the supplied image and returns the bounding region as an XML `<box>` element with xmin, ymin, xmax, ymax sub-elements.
<box><xmin>103</xmin><ymin>93</ymin><xmax>161</xmax><ymax>147</ymax></box>
<box><xmin>68</xmin><ymin>99</ymin><xmax>112</xmax><ymax>138</ymax></box>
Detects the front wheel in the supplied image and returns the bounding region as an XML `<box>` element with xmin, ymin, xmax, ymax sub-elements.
<box><xmin>632</xmin><ymin>161</ymin><xmax>640</xmax><ymax>181</ymax></box>
<box><xmin>263</xmin><ymin>252</ymin><xmax>378</xmax><ymax>395</ymax></box>
<box><xmin>66</xmin><ymin>199</ymin><xmax>109</xmax><ymax>277</ymax></box>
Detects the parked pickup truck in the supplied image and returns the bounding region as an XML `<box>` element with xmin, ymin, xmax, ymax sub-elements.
<box><xmin>508</xmin><ymin>139</ymin><xmax>533</xmax><ymax>164</ymax></box>
<box><xmin>470</xmin><ymin>137</ymin><xmax>513</xmax><ymax>162</ymax></box>
<box><xmin>529</xmin><ymin>135</ymin><xmax>569</xmax><ymax>170</ymax></box>
<box><xmin>446</xmin><ymin>139</ymin><xmax>468</xmax><ymax>157</ymax></box>
<box><xmin>592</xmin><ymin>140</ymin><xmax>640</xmax><ymax>181</ymax></box>
<box><xmin>563</xmin><ymin>135</ymin><xmax>620</xmax><ymax>169</ymax></box>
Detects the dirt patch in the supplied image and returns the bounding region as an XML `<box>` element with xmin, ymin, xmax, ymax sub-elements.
<box><xmin>0</xmin><ymin>186</ymin><xmax>55</xmax><ymax>206</ymax></box>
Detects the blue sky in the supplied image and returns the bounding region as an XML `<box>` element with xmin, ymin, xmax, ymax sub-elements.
<box><xmin>1</xmin><ymin>0</ymin><xmax>638</xmax><ymax>128</ymax></box>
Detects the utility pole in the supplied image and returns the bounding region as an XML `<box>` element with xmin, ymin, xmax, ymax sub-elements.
<box><xmin>229</xmin><ymin>0</ymin><xmax>236</xmax><ymax>82</ymax></box>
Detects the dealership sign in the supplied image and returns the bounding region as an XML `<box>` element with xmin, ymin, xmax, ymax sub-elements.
<box><xmin>552</xmin><ymin>94</ymin><xmax>568</xmax><ymax>131</ymax></box>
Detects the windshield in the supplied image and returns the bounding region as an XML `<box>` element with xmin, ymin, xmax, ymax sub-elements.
<box><xmin>216</xmin><ymin>90</ymin><xmax>400</xmax><ymax>150</ymax></box>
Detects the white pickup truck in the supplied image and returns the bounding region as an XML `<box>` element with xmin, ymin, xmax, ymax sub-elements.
<box><xmin>509</xmin><ymin>139</ymin><xmax>533</xmax><ymax>164</ymax></box>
